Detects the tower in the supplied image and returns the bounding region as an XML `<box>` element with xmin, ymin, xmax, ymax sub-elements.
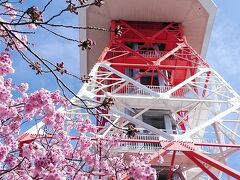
<box><xmin>21</xmin><ymin>0</ymin><xmax>240</xmax><ymax>179</ymax></box>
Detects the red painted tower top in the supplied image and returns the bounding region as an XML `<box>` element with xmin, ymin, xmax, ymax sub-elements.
<box><xmin>79</xmin><ymin>0</ymin><xmax>216</xmax><ymax>75</ymax></box>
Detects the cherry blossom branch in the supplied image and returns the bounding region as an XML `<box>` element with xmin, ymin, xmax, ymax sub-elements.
<box><xmin>0</xmin><ymin>157</ymin><xmax>26</xmax><ymax>177</ymax></box>
<box><xmin>39</xmin><ymin>24</ymin><xmax>81</xmax><ymax>43</ymax></box>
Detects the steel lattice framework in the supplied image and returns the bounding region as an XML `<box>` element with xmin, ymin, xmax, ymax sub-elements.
<box><xmin>20</xmin><ymin>20</ymin><xmax>240</xmax><ymax>179</ymax></box>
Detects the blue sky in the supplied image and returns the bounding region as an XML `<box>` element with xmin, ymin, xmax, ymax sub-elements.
<box><xmin>207</xmin><ymin>0</ymin><xmax>240</xmax><ymax>93</ymax></box>
<box><xmin>9</xmin><ymin>0</ymin><xmax>80</xmax><ymax>95</ymax></box>
<box><xmin>4</xmin><ymin>0</ymin><xmax>240</xmax><ymax>178</ymax></box>
<box><xmin>207</xmin><ymin>1</ymin><xmax>240</xmax><ymax>176</ymax></box>
<box><xmin>9</xmin><ymin>0</ymin><xmax>240</xmax><ymax>95</ymax></box>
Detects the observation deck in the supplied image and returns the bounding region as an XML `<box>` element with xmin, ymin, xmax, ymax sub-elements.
<box><xmin>79</xmin><ymin>0</ymin><xmax>216</xmax><ymax>75</ymax></box>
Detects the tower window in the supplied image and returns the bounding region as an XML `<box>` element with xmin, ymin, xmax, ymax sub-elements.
<box><xmin>154</xmin><ymin>43</ymin><xmax>166</xmax><ymax>51</ymax></box>
<box><xmin>143</xmin><ymin>115</ymin><xmax>165</xmax><ymax>129</ymax></box>
<box><xmin>139</xmin><ymin>70</ymin><xmax>159</xmax><ymax>86</ymax></box>
<box><xmin>141</xmin><ymin>109</ymin><xmax>176</xmax><ymax>134</ymax></box>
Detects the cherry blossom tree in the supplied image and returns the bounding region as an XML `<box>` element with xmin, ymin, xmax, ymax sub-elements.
<box><xmin>0</xmin><ymin>0</ymin><xmax>159</xmax><ymax>179</ymax></box>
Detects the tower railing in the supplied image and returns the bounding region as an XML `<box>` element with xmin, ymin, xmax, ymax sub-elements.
<box><xmin>117</xmin><ymin>134</ymin><xmax>162</xmax><ymax>152</ymax></box>
<box><xmin>110</xmin><ymin>132</ymin><xmax>223</xmax><ymax>154</ymax></box>
<box><xmin>110</xmin><ymin>84</ymin><xmax>188</xmax><ymax>96</ymax></box>
<box><xmin>137</xmin><ymin>50</ymin><xmax>168</xmax><ymax>58</ymax></box>
<box><xmin>105</xmin><ymin>50</ymin><xmax>181</xmax><ymax>59</ymax></box>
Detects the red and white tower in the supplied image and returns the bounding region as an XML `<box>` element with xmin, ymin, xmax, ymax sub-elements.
<box><xmin>79</xmin><ymin>0</ymin><xmax>240</xmax><ymax>179</ymax></box>
<box><xmin>22</xmin><ymin>0</ymin><xmax>240</xmax><ymax>179</ymax></box>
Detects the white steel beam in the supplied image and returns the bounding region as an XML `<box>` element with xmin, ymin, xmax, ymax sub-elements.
<box><xmin>119</xmin><ymin>99</ymin><xmax>163</xmax><ymax>128</ymax></box>
<box><xmin>102</xmin><ymin>117</ymin><xmax>120</xmax><ymax>137</ymax></box>
<box><xmin>100</xmin><ymin>63</ymin><xmax>160</xmax><ymax>97</ymax></box>
<box><xmin>164</xmin><ymin>68</ymin><xmax>211</xmax><ymax>97</ymax></box>
<box><xmin>218</xmin><ymin>122</ymin><xmax>240</xmax><ymax>140</ymax></box>
<box><xmin>110</xmin><ymin>108</ymin><xmax>174</xmax><ymax>140</ymax></box>
<box><xmin>212</xmin><ymin>124</ymin><xmax>231</xmax><ymax>180</ymax></box>
<box><xmin>154</xmin><ymin>43</ymin><xmax>185</xmax><ymax>65</ymax></box>
<box><xmin>211</xmin><ymin>69</ymin><xmax>239</xmax><ymax>97</ymax></box>
<box><xmin>178</xmin><ymin>104</ymin><xmax>240</xmax><ymax>140</ymax></box>
<box><xmin>77</xmin><ymin>63</ymin><xmax>100</xmax><ymax>97</ymax></box>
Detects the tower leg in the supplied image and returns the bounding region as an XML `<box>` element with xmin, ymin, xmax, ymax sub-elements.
<box><xmin>188</xmin><ymin>151</ymin><xmax>240</xmax><ymax>179</ymax></box>
<box><xmin>184</xmin><ymin>152</ymin><xmax>218</xmax><ymax>180</ymax></box>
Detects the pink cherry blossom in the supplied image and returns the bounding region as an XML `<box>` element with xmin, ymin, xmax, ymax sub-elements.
<box><xmin>0</xmin><ymin>143</ymin><xmax>10</xmax><ymax>162</ymax></box>
<box><xmin>27</xmin><ymin>23</ymin><xmax>37</xmax><ymax>30</ymax></box>
<box><xmin>0</xmin><ymin>2</ymin><xmax>161</xmax><ymax>178</ymax></box>
<box><xmin>3</xmin><ymin>3</ymin><xmax>17</xmax><ymax>19</ymax></box>
<box><xmin>0</xmin><ymin>49</ymin><xmax>158</xmax><ymax>179</ymax></box>
<box><xmin>18</xmin><ymin>82</ymin><xmax>29</xmax><ymax>93</ymax></box>
<box><xmin>0</xmin><ymin>52</ymin><xmax>15</xmax><ymax>76</ymax></box>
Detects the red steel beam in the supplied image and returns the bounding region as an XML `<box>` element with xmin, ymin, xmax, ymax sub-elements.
<box><xmin>149</xmin><ymin>148</ymin><xmax>169</xmax><ymax>164</ymax></box>
<box><xmin>117</xmin><ymin>139</ymin><xmax>240</xmax><ymax>149</ymax></box>
<box><xmin>149</xmin><ymin>141</ymin><xmax>179</xmax><ymax>164</ymax></box>
<box><xmin>194</xmin><ymin>142</ymin><xmax>240</xmax><ymax>148</ymax></box>
<box><xmin>151</xmin><ymin>23</ymin><xmax>175</xmax><ymax>40</ymax></box>
<box><xmin>118</xmin><ymin>43</ymin><xmax>153</xmax><ymax>64</ymax></box>
<box><xmin>110</xmin><ymin>63</ymin><xmax>201</xmax><ymax>69</ymax></box>
<box><xmin>119</xmin><ymin>20</ymin><xmax>146</xmax><ymax>40</ymax></box>
<box><xmin>167</xmin><ymin>151</ymin><xmax>176</xmax><ymax>180</ymax></box>
<box><xmin>19</xmin><ymin>135</ymin><xmax>240</xmax><ymax>149</ymax></box>
<box><xmin>189</xmin><ymin>151</ymin><xmax>240</xmax><ymax>179</ymax></box>
<box><xmin>184</xmin><ymin>151</ymin><xmax>218</xmax><ymax>180</ymax></box>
